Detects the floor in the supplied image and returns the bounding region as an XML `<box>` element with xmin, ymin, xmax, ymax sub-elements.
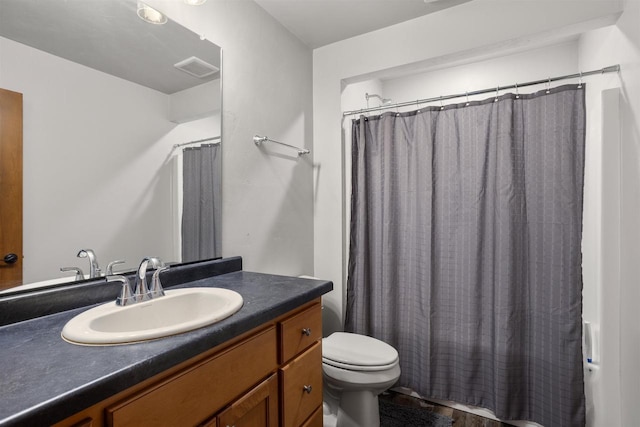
<box><xmin>379</xmin><ymin>390</ymin><xmax>516</xmax><ymax>427</ymax></box>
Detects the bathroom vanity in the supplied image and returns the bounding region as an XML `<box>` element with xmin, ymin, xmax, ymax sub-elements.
<box><xmin>0</xmin><ymin>257</ymin><xmax>332</xmax><ymax>427</ymax></box>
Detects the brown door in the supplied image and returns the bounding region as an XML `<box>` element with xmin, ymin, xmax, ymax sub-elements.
<box><xmin>0</xmin><ymin>88</ymin><xmax>23</xmax><ymax>290</ymax></box>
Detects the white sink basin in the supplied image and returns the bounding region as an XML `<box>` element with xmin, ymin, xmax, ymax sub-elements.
<box><xmin>62</xmin><ymin>287</ymin><xmax>243</xmax><ymax>345</ymax></box>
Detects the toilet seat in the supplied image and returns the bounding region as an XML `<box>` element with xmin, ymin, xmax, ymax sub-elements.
<box><xmin>322</xmin><ymin>332</ymin><xmax>399</xmax><ymax>372</ymax></box>
<box><xmin>322</xmin><ymin>357</ymin><xmax>398</xmax><ymax>371</ymax></box>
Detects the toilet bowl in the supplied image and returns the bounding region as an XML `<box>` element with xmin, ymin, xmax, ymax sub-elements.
<box><xmin>322</xmin><ymin>332</ymin><xmax>401</xmax><ymax>427</ymax></box>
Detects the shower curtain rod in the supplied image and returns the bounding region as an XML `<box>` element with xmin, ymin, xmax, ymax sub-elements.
<box><xmin>173</xmin><ymin>135</ymin><xmax>221</xmax><ymax>149</ymax></box>
<box><xmin>342</xmin><ymin>64</ymin><xmax>620</xmax><ymax>116</ymax></box>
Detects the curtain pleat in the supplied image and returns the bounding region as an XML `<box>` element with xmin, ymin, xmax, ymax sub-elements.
<box><xmin>346</xmin><ymin>84</ymin><xmax>586</xmax><ymax>426</ymax></box>
<box><xmin>181</xmin><ymin>143</ymin><xmax>222</xmax><ymax>262</ymax></box>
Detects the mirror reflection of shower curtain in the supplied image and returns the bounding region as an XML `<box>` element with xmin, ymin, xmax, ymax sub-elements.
<box><xmin>181</xmin><ymin>143</ymin><xmax>221</xmax><ymax>262</ymax></box>
<box><xmin>346</xmin><ymin>85</ymin><xmax>586</xmax><ymax>426</ymax></box>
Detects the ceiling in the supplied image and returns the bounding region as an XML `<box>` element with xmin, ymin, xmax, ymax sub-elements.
<box><xmin>0</xmin><ymin>0</ymin><xmax>221</xmax><ymax>94</ymax></box>
<box><xmin>0</xmin><ymin>0</ymin><xmax>470</xmax><ymax>93</ymax></box>
<box><xmin>253</xmin><ymin>0</ymin><xmax>473</xmax><ymax>48</ymax></box>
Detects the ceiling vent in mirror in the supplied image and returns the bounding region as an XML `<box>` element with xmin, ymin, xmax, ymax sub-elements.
<box><xmin>174</xmin><ymin>56</ymin><xmax>219</xmax><ymax>78</ymax></box>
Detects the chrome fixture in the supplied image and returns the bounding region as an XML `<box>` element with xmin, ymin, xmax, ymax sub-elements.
<box><xmin>166</xmin><ymin>136</ymin><xmax>221</xmax><ymax>161</ymax></box>
<box><xmin>172</xmin><ymin>135</ymin><xmax>220</xmax><ymax>150</ymax></box>
<box><xmin>109</xmin><ymin>275</ymin><xmax>134</xmax><ymax>306</ymax></box>
<box><xmin>345</xmin><ymin>64</ymin><xmax>621</xmax><ymax>116</ymax></box>
<box><xmin>106</xmin><ymin>260</ymin><xmax>126</xmax><ymax>276</ymax></box>
<box><xmin>150</xmin><ymin>266</ymin><xmax>169</xmax><ymax>299</ymax></box>
<box><xmin>110</xmin><ymin>257</ymin><xmax>166</xmax><ymax>306</ymax></box>
<box><xmin>137</xmin><ymin>1</ymin><xmax>167</xmax><ymax>25</ymax></box>
<box><xmin>365</xmin><ymin>92</ymin><xmax>392</xmax><ymax>107</ymax></box>
<box><xmin>133</xmin><ymin>257</ymin><xmax>165</xmax><ymax>303</ymax></box>
<box><xmin>253</xmin><ymin>135</ymin><xmax>310</xmax><ymax>156</ymax></box>
<box><xmin>60</xmin><ymin>266</ymin><xmax>85</xmax><ymax>281</ymax></box>
<box><xmin>77</xmin><ymin>249</ymin><xmax>101</xmax><ymax>278</ymax></box>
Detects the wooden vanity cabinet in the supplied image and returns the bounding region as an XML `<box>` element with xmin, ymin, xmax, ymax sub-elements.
<box><xmin>55</xmin><ymin>299</ymin><xmax>323</xmax><ymax>427</ymax></box>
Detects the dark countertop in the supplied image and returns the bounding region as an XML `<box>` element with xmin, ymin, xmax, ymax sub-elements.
<box><xmin>0</xmin><ymin>270</ymin><xmax>332</xmax><ymax>426</ymax></box>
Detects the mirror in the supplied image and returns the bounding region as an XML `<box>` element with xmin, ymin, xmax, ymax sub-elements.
<box><xmin>0</xmin><ymin>0</ymin><xmax>222</xmax><ymax>293</ymax></box>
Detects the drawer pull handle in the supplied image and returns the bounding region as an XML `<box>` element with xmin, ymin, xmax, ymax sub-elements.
<box><xmin>303</xmin><ymin>385</ymin><xmax>313</xmax><ymax>394</ymax></box>
<box><xmin>302</xmin><ymin>328</ymin><xmax>311</xmax><ymax>336</ymax></box>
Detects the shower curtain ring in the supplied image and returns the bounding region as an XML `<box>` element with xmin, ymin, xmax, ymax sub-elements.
<box><xmin>578</xmin><ymin>71</ymin><xmax>583</xmax><ymax>88</ymax></box>
<box><xmin>546</xmin><ymin>77</ymin><xmax>551</xmax><ymax>94</ymax></box>
<box><xmin>494</xmin><ymin>86</ymin><xmax>499</xmax><ymax>102</ymax></box>
<box><xmin>439</xmin><ymin>96</ymin><xmax>444</xmax><ymax>110</ymax></box>
<box><xmin>465</xmin><ymin>91</ymin><xmax>470</xmax><ymax>107</ymax></box>
<box><xmin>515</xmin><ymin>83</ymin><xmax>520</xmax><ymax>99</ymax></box>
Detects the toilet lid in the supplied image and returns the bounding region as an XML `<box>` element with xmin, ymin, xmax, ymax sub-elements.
<box><xmin>322</xmin><ymin>332</ymin><xmax>398</xmax><ymax>371</ymax></box>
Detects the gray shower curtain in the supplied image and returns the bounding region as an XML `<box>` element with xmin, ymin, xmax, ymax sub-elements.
<box><xmin>182</xmin><ymin>143</ymin><xmax>221</xmax><ymax>262</ymax></box>
<box><xmin>346</xmin><ymin>84</ymin><xmax>586</xmax><ymax>426</ymax></box>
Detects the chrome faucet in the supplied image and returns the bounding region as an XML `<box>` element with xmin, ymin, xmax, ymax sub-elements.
<box><xmin>60</xmin><ymin>266</ymin><xmax>85</xmax><ymax>281</ymax></box>
<box><xmin>77</xmin><ymin>249</ymin><xmax>101</xmax><ymax>278</ymax></box>
<box><xmin>106</xmin><ymin>259</ymin><xmax>126</xmax><ymax>276</ymax></box>
<box><xmin>109</xmin><ymin>257</ymin><xmax>166</xmax><ymax>306</ymax></box>
<box><xmin>133</xmin><ymin>257</ymin><xmax>165</xmax><ymax>302</ymax></box>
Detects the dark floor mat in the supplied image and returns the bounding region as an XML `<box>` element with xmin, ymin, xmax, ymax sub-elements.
<box><xmin>380</xmin><ymin>398</ymin><xmax>454</xmax><ymax>427</ymax></box>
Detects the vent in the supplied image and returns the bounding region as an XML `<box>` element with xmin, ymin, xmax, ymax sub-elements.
<box><xmin>174</xmin><ymin>56</ymin><xmax>219</xmax><ymax>78</ymax></box>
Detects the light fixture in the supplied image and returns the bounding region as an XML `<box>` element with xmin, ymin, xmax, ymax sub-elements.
<box><xmin>183</xmin><ymin>0</ymin><xmax>207</xmax><ymax>5</ymax></box>
<box><xmin>137</xmin><ymin>1</ymin><xmax>167</xmax><ymax>25</ymax></box>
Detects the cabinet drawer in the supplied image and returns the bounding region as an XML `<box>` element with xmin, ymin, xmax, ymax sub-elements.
<box><xmin>107</xmin><ymin>326</ymin><xmax>277</xmax><ymax>427</ymax></box>
<box><xmin>280</xmin><ymin>342</ymin><xmax>323</xmax><ymax>427</ymax></box>
<box><xmin>279</xmin><ymin>303</ymin><xmax>322</xmax><ymax>363</ymax></box>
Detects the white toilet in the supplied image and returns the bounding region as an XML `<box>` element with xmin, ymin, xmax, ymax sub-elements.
<box><xmin>322</xmin><ymin>332</ymin><xmax>401</xmax><ymax>427</ymax></box>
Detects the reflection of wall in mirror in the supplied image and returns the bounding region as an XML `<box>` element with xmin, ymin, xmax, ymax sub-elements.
<box><xmin>0</xmin><ymin>36</ymin><xmax>221</xmax><ymax>285</ymax></box>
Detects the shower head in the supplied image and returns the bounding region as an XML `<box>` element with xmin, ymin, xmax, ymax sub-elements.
<box><xmin>365</xmin><ymin>92</ymin><xmax>392</xmax><ymax>107</ymax></box>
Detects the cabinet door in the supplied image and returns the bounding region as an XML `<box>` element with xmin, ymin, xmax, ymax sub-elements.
<box><xmin>280</xmin><ymin>342</ymin><xmax>323</xmax><ymax>427</ymax></box>
<box><xmin>300</xmin><ymin>407</ymin><xmax>322</xmax><ymax>427</ymax></box>
<box><xmin>107</xmin><ymin>327</ymin><xmax>277</xmax><ymax>426</ymax></box>
<box><xmin>216</xmin><ymin>374</ymin><xmax>278</xmax><ymax>427</ymax></box>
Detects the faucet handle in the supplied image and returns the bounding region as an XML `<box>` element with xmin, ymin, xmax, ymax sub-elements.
<box><xmin>150</xmin><ymin>266</ymin><xmax>168</xmax><ymax>299</ymax></box>
<box><xmin>60</xmin><ymin>267</ymin><xmax>85</xmax><ymax>281</ymax></box>
<box><xmin>149</xmin><ymin>257</ymin><xmax>165</xmax><ymax>269</ymax></box>
<box><xmin>106</xmin><ymin>260</ymin><xmax>126</xmax><ymax>276</ymax></box>
<box><xmin>108</xmin><ymin>275</ymin><xmax>134</xmax><ymax>306</ymax></box>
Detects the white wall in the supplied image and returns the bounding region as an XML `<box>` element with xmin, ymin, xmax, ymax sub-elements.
<box><xmin>147</xmin><ymin>0</ymin><xmax>314</xmax><ymax>277</ymax></box>
<box><xmin>314</xmin><ymin>0</ymin><xmax>622</xmax><ymax>336</ymax></box>
<box><xmin>0</xmin><ymin>36</ymin><xmax>216</xmax><ymax>282</ymax></box>
<box><xmin>169</xmin><ymin>79</ymin><xmax>221</xmax><ymax>123</ymax></box>
<box><xmin>380</xmin><ymin>41</ymin><xmax>578</xmax><ymax>105</ymax></box>
<box><xmin>578</xmin><ymin>0</ymin><xmax>640</xmax><ymax>424</ymax></box>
